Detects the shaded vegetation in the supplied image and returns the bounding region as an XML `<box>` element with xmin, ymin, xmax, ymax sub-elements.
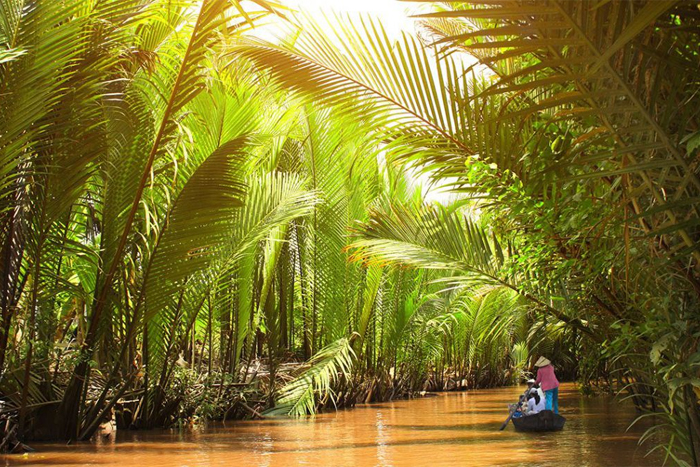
<box><xmin>1</xmin><ymin>0</ymin><xmax>699</xmax><ymax>465</ymax></box>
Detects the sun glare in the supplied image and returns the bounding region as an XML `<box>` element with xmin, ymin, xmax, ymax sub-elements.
<box><xmin>285</xmin><ymin>0</ymin><xmax>412</xmax><ymax>18</ymax></box>
<box><xmin>279</xmin><ymin>0</ymin><xmax>417</xmax><ymax>37</ymax></box>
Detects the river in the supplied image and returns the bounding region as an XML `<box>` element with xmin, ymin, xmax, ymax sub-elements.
<box><xmin>4</xmin><ymin>383</ymin><xmax>660</xmax><ymax>466</ymax></box>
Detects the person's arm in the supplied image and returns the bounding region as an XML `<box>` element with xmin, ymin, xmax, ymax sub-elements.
<box><xmin>535</xmin><ymin>368</ymin><xmax>542</xmax><ymax>385</ymax></box>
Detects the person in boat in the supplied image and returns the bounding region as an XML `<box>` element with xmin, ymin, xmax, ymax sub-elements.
<box><xmin>511</xmin><ymin>395</ymin><xmax>526</xmax><ymax>418</ymax></box>
<box><xmin>526</xmin><ymin>378</ymin><xmax>545</xmax><ymax>401</ymax></box>
<box><xmin>526</xmin><ymin>388</ymin><xmax>545</xmax><ymax>415</ymax></box>
<box><xmin>534</xmin><ymin>356</ymin><xmax>560</xmax><ymax>414</ymax></box>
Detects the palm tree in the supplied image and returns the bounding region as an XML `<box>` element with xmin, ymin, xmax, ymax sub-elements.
<box><xmin>234</xmin><ymin>4</ymin><xmax>700</xmax><ymax>461</ymax></box>
<box><xmin>3</xmin><ymin>1</ymin><xmax>697</xmax><ymax>461</ymax></box>
<box><xmin>0</xmin><ymin>0</ymin><xmax>288</xmax><ymax>439</ymax></box>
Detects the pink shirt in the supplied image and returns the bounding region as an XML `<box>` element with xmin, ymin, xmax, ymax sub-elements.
<box><xmin>535</xmin><ymin>364</ymin><xmax>559</xmax><ymax>391</ymax></box>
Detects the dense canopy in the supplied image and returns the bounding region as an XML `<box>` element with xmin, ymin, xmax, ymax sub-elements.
<box><xmin>0</xmin><ymin>0</ymin><xmax>699</xmax><ymax>464</ymax></box>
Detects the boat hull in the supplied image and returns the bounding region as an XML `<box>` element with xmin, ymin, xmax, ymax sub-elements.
<box><xmin>512</xmin><ymin>410</ymin><xmax>566</xmax><ymax>432</ymax></box>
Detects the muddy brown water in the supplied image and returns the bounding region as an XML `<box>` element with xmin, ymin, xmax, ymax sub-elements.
<box><xmin>3</xmin><ymin>383</ymin><xmax>661</xmax><ymax>466</ymax></box>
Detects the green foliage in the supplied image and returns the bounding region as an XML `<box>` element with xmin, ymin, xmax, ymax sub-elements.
<box><xmin>266</xmin><ymin>337</ymin><xmax>356</xmax><ymax>417</ymax></box>
<box><xmin>2</xmin><ymin>2</ymin><xmax>699</xmax><ymax>463</ymax></box>
<box><xmin>237</xmin><ymin>2</ymin><xmax>700</xmax><ymax>462</ymax></box>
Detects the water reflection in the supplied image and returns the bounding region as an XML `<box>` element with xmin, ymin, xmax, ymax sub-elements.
<box><xmin>4</xmin><ymin>383</ymin><xmax>659</xmax><ymax>467</ymax></box>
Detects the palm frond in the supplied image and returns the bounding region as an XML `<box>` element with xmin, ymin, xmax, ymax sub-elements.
<box><xmin>265</xmin><ymin>337</ymin><xmax>355</xmax><ymax>416</ymax></box>
<box><xmin>144</xmin><ymin>137</ymin><xmax>247</xmax><ymax>323</ymax></box>
<box><xmin>231</xmin><ymin>14</ymin><xmax>473</xmax><ymax>164</ymax></box>
<box><xmin>350</xmin><ymin>201</ymin><xmax>591</xmax><ymax>333</ymax></box>
<box><xmin>93</xmin><ymin>0</ymin><xmax>246</xmax><ymax>335</ymax></box>
<box><xmin>414</xmin><ymin>0</ymin><xmax>700</xmax><ymax>263</ymax></box>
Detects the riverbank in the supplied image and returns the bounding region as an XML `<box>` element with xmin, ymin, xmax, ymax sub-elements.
<box><xmin>2</xmin><ymin>383</ymin><xmax>660</xmax><ymax>467</ymax></box>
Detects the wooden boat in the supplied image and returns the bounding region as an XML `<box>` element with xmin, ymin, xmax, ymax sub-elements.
<box><xmin>512</xmin><ymin>410</ymin><xmax>566</xmax><ymax>432</ymax></box>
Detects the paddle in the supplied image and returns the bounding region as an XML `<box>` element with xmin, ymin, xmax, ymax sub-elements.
<box><xmin>499</xmin><ymin>388</ymin><xmax>530</xmax><ymax>431</ymax></box>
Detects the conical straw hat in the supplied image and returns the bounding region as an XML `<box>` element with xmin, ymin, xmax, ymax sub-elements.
<box><xmin>535</xmin><ymin>356</ymin><xmax>551</xmax><ymax>367</ymax></box>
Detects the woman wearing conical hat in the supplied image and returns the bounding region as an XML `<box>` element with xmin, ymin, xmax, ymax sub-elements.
<box><xmin>534</xmin><ymin>356</ymin><xmax>560</xmax><ymax>414</ymax></box>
